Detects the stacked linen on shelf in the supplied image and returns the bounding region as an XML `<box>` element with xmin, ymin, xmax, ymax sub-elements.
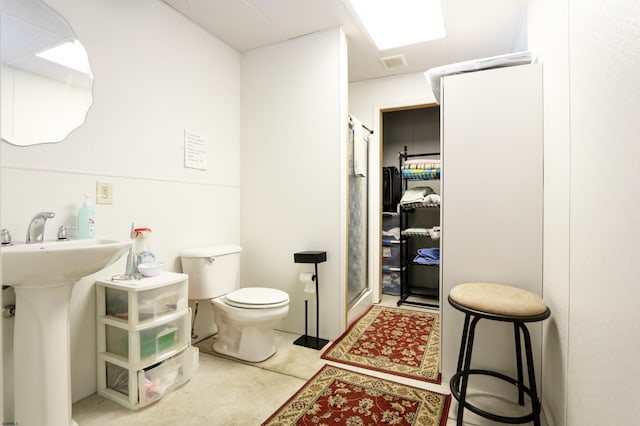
<box><xmin>402</xmin><ymin>227</ymin><xmax>429</xmax><ymax>237</ymax></box>
<box><xmin>402</xmin><ymin>226</ymin><xmax>441</xmax><ymax>240</ymax></box>
<box><xmin>427</xmin><ymin>226</ymin><xmax>441</xmax><ymax>240</ymax></box>
<box><xmin>402</xmin><ymin>159</ymin><xmax>441</xmax><ymax>180</ymax></box>
<box><xmin>413</xmin><ymin>248</ymin><xmax>440</xmax><ymax>265</ymax></box>
<box><xmin>382</xmin><ymin>227</ymin><xmax>401</xmax><ymax>241</ymax></box>
<box><xmin>423</xmin><ymin>193</ymin><xmax>440</xmax><ymax>207</ymax></box>
<box><xmin>399</xmin><ymin>186</ymin><xmax>441</xmax><ymax>209</ymax></box>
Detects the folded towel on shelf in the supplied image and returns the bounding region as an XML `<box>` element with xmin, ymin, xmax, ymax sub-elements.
<box><xmin>401</xmin><ymin>226</ymin><xmax>441</xmax><ymax>239</ymax></box>
<box><xmin>403</xmin><ymin>159</ymin><xmax>441</xmax><ymax>168</ymax></box>
<box><xmin>399</xmin><ymin>188</ymin><xmax>440</xmax><ymax>209</ymax></box>
<box><xmin>399</xmin><ymin>186</ymin><xmax>435</xmax><ymax>204</ymax></box>
<box><xmin>424</xmin><ymin>194</ymin><xmax>441</xmax><ymax>206</ymax></box>
<box><xmin>427</xmin><ymin>226</ymin><xmax>441</xmax><ymax>240</ymax></box>
<box><xmin>402</xmin><ymin>228</ymin><xmax>429</xmax><ymax>237</ymax></box>
<box><xmin>413</xmin><ymin>248</ymin><xmax>440</xmax><ymax>265</ymax></box>
<box><xmin>402</xmin><ymin>168</ymin><xmax>441</xmax><ymax>180</ymax></box>
<box><xmin>382</xmin><ymin>227</ymin><xmax>401</xmax><ymax>240</ymax></box>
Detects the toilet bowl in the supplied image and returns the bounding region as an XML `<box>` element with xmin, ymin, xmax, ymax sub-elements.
<box><xmin>211</xmin><ymin>287</ymin><xmax>289</xmax><ymax>362</ymax></box>
<box><xmin>180</xmin><ymin>245</ymin><xmax>290</xmax><ymax>362</ymax></box>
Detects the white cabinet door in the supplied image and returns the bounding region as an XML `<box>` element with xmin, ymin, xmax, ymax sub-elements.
<box><xmin>441</xmin><ymin>63</ymin><xmax>543</xmax><ymax>396</ymax></box>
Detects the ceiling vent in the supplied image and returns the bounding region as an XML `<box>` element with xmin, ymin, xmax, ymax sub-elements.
<box><xmin>380</xmin><ymin>54</ymin><xmax>408</xmax><ymax>70</ymax></box>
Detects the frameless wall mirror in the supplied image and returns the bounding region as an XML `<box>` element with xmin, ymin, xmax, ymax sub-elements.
<box><xmin>1</xmin><ymin>0</ymin><xmax>93</xmax><ymax>146</ymax></box>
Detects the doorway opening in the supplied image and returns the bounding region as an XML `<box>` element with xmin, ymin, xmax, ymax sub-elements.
<box><xmin>379</xmin><ymin>104</ymin><xmax>441</xmax><ymax>308</ymax></box>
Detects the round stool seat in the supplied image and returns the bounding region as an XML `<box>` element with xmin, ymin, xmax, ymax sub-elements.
<box><xmin>450</xmin><ymin>282</ymin><xmax>547</xmax><ymax>318</ymax></box>
<box><xmin>448</xmin><ymin>282</ymin><xmax>550</xmax><ymax>426</ymax></box>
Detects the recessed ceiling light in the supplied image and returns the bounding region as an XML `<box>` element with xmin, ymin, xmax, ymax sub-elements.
<box><xmin>36</xmin><ymin>40</ymin><xmax>92</xmax><ymax>75</ymax></box>
<box><xmin>348</xmin><ymin>0</ymin><xmax>446</xmax><ymax>50</ymax></box>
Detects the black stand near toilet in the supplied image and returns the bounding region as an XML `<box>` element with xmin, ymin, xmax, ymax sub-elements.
<box><xmin>293</xmin><ymin>251</ymin><xmax>329</xmax><ymax>350</ymax></box>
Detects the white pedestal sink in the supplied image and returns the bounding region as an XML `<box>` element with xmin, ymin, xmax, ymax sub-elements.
<box><xmin>2</xmin><ymin>238</ymin><xmax>131</xmax><ymax>426</ymax></box>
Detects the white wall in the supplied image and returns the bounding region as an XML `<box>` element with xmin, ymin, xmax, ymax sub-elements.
<box><xmin>1</xmin><ymin>0</ymin><xmax>241</xmax><ymax>412</ymax></box>
<box><xmin>240</xmin><ymin>27</ymin><xmax>348</xmax><ymax>340</ymax></box>
<box><xmin>349</xmin><ymin>73</ymin><xmax>436</xmax><ymax>130</ymax></box>
<box><xmin>528</xmin><ymin>1</ymin><xmax>571</xmax><ymax>425</ymax></box>
<box><xmin>530</xmin><ymin>0</ymin><xmax>640</xmax><ymax>425</ymax></box>
<box><xmin>566</xmin><ymin>1</ymin><xmax>640</xmax><ymax>424</ymax></box>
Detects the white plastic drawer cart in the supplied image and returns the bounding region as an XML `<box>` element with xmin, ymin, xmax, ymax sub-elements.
<box><xmin>96</xmin><ymin>272</ymin><xmax>192</xmax><ymax>409</ymax></box>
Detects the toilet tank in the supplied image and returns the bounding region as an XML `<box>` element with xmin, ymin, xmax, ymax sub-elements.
<box><xmin>180</xmin><ymin>244</ymin><xmax>242</xmax><ymax>300</ymax></box>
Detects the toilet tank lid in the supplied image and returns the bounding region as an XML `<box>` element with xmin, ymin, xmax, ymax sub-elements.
<box><xmin>180</xmin><ymin>244</ymin><xmax>242</xmax><ymax>258</ymax></box>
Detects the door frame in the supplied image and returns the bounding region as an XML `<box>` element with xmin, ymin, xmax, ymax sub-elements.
<box><xmin>347</xmin><ymin>97</ymin><xmax>436</xmax><ymax>325</ymax></box>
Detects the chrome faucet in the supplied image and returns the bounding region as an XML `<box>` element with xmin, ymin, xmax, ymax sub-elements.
<box><xmin>25</xmin><ymin>212</ymin><xmax>55</xmax><ymax>244</ymax></box>
<box><xmin>1</xmin><ymin>229</ymin><xmax>12</xmax><ymax>245</ymax></box>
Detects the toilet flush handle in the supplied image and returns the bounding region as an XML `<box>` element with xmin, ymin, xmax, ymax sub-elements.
<box><xmin>207</xmin><ymin>257</ymin><xmax>216</xmax><ymax>263</ymax></box>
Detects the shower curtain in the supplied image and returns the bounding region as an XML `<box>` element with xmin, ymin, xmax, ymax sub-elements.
<box><xmin>348</xmin><ymin>116</ymin><xmax>369</xmax><ymax>306</ymax></box>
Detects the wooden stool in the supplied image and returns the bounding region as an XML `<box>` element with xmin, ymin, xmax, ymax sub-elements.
<box><xmin>448</xmin><ymin>282</ymin><xmax>550</xmax><ymax>425</ymax></box>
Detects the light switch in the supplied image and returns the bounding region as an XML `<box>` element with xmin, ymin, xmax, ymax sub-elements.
<box><xmin>96</xmin><ymin>181</ymin><xmax>113</xmax><ymax>205</ymax></box>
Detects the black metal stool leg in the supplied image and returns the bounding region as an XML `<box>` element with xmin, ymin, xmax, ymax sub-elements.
<box><xmin>520</xmin><ymin>323</ymin><xmax>541</xmax><ymax>426</ymax></box>
<box><xmin>454</xmin><ymin>313</ymin><xmax>472</xmax><ymax>393</ymax></box>
<box><xmin>456</xmin><ymin>315</ymin><xmax>480</xmax><ymax>426</ymax></box>
<box><xmin>448</xmin><ymin>285</ymin><xmax>550</xmax><ymax>426</ymax></box>
<box><xmin>514</xmin><ymin>322</ymin><xmax>525</xmax><ymax>405</ymax></box>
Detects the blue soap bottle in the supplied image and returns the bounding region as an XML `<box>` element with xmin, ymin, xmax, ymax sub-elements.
<box><xmin>78</xmin><ymin>194</ymin><xmax>95</xmax><ymax>239</ymax></box>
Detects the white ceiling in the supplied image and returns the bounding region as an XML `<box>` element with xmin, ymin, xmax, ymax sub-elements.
<box><xmin>161</xmin><ymin>0</ymin><xmax>529</xmax><ymax>82</ymax></box>
<box><xmin>2</xmin><ymin>0</ymin><xmax>75</xmax><ymax>64</ymax></box>
<box><xmin>1</xmin><ymin>0</ymin><xmax>92</xmax><ymax>87</ymax></box>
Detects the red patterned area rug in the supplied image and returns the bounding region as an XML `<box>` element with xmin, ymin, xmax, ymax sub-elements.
<box><xmin>262</xmin><ymin>365</ymin><xmax>450</xmax><ymax>426</ymax></box>
<box><xmin>321</xmin><ymin>306</ymin><xmax>441</xmax><ymax>383</ymax></box>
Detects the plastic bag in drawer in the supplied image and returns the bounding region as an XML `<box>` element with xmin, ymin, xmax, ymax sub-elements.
<box><xmin>138</xmin><ymin>354</ymin><xmax>184</xmax><ymax>404</ymax></box>
<box><xmin>138</xmin><ymin>291</ymin><xmax>181</xmax><ymax>321</ymax></box>
<box><xmin>106</xmin><ymin>361</ymin><xmax>129</xmax><ymax>396</ymax></box>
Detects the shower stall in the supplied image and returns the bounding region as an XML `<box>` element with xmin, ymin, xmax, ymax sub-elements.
<box><xmin>347</xmin><ymin>116</ymin><xmax>370</xmax><ymax>307</ymax></box>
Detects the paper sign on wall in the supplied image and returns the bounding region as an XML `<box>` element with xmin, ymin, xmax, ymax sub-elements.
<box><xmin>184</xmin><ymin>129</ymin><xmax>208</xmax><ymax>170</ymax></box>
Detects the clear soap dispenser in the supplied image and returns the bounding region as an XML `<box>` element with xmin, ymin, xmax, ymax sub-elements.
<box><xmin>78</xmin><ymin>194</ymin><xmax>95</xmax><ymax>239</ymax></box>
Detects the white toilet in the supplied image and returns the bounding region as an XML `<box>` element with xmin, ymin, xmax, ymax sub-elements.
<box><xmin>180</xmin><ymin>244</ymin><xmax>289</xmax><ymax>362</ymax></box>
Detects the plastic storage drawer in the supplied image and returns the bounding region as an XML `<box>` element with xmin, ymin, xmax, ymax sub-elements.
<box><xmin>104</xmin><ymin>277</ymin><xmax>188</xmax><ymax>324</ymax></box>
<box><xmin>103</xmin><ymin>349</ymin><xmax>191</xmax><ymax>407</ymax></box>
<box><xmin>382</xmin><ymin>270</ymin><xmax>401</xmax><ymax>295</ymax></box>
<box><xmin>382</xmin><ymin>243</ymin><xmax>400</xmax><ymax>266</ymax></box>
<box><xmin>104</xmin><ymin>312</ymin><xmax>189</xmax><ymax>365</ymax></box>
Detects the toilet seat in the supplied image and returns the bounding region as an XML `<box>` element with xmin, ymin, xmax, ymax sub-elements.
<box><xmin>224</xmin><ymin>287</ymin><xmax>289</xmax><ymax>309</ymax></box>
